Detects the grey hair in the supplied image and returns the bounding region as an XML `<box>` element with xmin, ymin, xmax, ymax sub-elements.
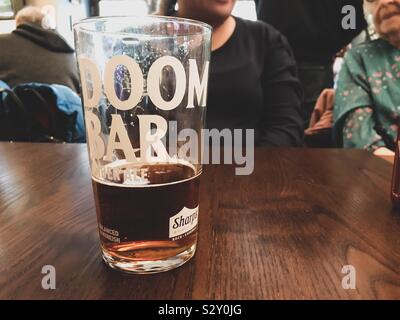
<box><xmin>15</xmin><ymin>6</ymin><xmax>45</xmax><ymax>27</ymax></box>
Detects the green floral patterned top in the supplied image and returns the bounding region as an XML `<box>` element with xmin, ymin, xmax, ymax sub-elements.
<box><xmin>333</xmin><ymin>38</ymin><xmax>400</xmax><ymax>151</ymax></box>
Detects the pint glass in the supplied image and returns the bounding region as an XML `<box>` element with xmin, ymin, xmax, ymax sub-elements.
<box><xmin>74</xmin><ymin>16</ymin><xmax>211</xmax><ymax>274</ymax></box>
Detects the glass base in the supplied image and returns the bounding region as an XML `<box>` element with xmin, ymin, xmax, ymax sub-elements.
<box><xmin>101</xmin><ymin>243</ymin><xmax>197</xmax><ymax>274</ymax></box>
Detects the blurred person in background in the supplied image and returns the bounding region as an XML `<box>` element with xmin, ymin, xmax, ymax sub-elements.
<box><xmin>0</xmin><ymin>6</ymin><xmax>80</xmax><ymax>93</ymax></box>
<box><xmin>160</xmin><ymin>0</ymin><xmax>303</xmax><ymax>146</ymax></box>
<box><xmin>255</xmin><ymin>0</ymin><xmax>367</xmax><ymax>128</ymax></box>
<box><xmin>333</xmin><ymin>0</ymin><xmax>400</xmax><ymax>153</ymax></box>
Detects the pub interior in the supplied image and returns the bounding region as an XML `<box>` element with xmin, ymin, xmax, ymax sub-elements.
<box><xmin>1</xmin><ymin>0</ymin><xmax>400</xmax><ymax>302</ymax></box>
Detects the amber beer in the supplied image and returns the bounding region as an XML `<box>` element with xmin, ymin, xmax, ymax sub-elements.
<box><xmin>92</xmin><ymin>162</ymin><xmax>200</xmax><ymax>272</ymax></box>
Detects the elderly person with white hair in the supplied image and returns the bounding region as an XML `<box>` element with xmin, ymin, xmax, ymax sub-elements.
<box><xmin>0</xmin><ymin>6</ymin><xmax>80</xmax><ymax>93</ymax></box>
<box><xmin>333</xmin><ymin>0</ymin><xmax>400</xmax><ymax>152</ymax></box>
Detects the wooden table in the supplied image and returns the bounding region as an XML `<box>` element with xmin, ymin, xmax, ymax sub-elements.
<box><xmin>1</xmin><ymin>142</ymin><xmax>400</xmax><ymax>300</ymax></box>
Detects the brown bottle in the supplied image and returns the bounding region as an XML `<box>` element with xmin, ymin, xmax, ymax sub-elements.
<box><xmin>391</xmin><ymin>128</ymin><xmax>400</xmax><ymax>208</ymax></box>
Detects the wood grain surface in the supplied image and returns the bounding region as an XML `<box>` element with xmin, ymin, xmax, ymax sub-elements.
<box><xmin>0</xmin><ymin>142</ymin><xmax>400</xmax><ymax>300</ymax></box>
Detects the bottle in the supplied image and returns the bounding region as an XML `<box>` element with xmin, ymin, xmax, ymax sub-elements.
<box><xmin>391</xmin><ymin>128</ymin><xmax>400</xmax><ymax>208</ymax></box>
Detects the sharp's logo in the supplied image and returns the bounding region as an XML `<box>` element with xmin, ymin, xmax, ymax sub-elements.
<box><xmin>169</xmin><ymin>206</ymin><xmax>199</xmax><ymax>239</ymax></box>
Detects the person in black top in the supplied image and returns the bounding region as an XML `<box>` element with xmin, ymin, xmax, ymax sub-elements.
<box><xmin>0</xmin><ymin>6</ymin><xmax>80</xmax><ymax>93</ymax></box>
<box><xmin>255</xmin><ymin>0</ymin><xmax>367</xmax><ymax>128</ymax></box>
<box><xmin>167</xmin><ymin>0</ymin><xmax>303</xmax><ymax>146</ymax></box>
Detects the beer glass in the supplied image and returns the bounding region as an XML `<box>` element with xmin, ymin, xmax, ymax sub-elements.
<box><xmin>74</xmin><ymin>16</ymin><xmax>211</xmax><ymax>274</ymax></box>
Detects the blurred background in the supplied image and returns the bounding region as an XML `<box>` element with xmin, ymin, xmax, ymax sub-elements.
<box><xmin>0</xmin><ymin>0</ymin><xmax>257</xmax><ymax>46</ymax></box>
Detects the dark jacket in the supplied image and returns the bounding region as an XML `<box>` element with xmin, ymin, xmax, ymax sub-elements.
<box><xmin>255</xmin><ymin>0</ymin><xmax>367</xmax><ymax>64</ymax></box>
<box><xmin>0</xmin><ymin>24</ymin><xmax>80</xmax><ymax>93</ymax></box>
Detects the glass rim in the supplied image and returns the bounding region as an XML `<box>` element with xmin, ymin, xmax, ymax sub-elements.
<box><xmin>73</xmin><ymin>15</ymin><xmax>213</xmax><ymax>37</ymax></box>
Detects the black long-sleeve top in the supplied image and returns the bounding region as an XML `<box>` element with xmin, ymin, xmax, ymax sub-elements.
<box><xmin>206</xmin><ymin>17</ymin><xmax>303</xmax><ymax>146</ymax></box>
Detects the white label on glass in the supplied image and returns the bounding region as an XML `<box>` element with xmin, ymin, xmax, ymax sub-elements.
<box><xmin>169</xmin><ymin>206</ymin><xmax>199</xmax><ymax>240</ymax></box>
